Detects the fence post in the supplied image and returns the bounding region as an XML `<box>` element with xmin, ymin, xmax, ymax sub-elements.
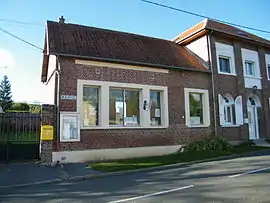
<box><xmin>40</xmin><ymin>104</ymin><xmax>56</xmax><ymax>163</ymax></box>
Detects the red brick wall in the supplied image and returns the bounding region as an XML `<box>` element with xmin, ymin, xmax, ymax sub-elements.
<box><xmin>57</xmin><ymin>57</ymin><xmax>213</xmax><ymax>151</ymax></box>
<box><xmin>210</xmin><ymin>33</ymin><xmax>270</xmax><ymax>140</ymax></box>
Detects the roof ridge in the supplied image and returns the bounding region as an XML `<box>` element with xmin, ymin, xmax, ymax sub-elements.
<box><xmin>47</xmin><ymin>20</ymin><xmax>175</xmax><ymax>44</ymax></box>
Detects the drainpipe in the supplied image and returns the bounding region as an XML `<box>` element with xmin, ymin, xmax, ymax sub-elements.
<box><xmin>207</xmin><ymin>30</ymin><xmax>218</xmax><ymax>137</ymax></box>
<box><xmin>55</xmin><ymin>56</ymin><xmax>61</xmax><ymax>151</ymax></box>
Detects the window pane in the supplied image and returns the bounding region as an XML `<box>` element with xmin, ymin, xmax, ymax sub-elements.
<box><xmin>226</xmin><ymin>106</ymin><xmax>232</xmax><ymax>123</ymax></box>
<box><xmin>125</xmin><ymin>90</ymin><xmax>140</xmax><ymax>126</ymax></box>
<box><xmin>245</xmin><ymin>61</ymin><xmax>255</xmax><ymax>76</ymax></box>
<box><xmin>109</xmin><ymin>89</ymin><xmax>124</xmax><ymax>125</ymax></box>
<box><xmin>83</xmin><ymin>86</ymin><xmax>99</xmax><ymax>126</ymax></box>
<box><xmin>189</xmin><ymin>93</ymin><xmax>203</xmax><ymax>125</ymax></box>
<box><xmin>219</xmin><ymin>57</ymin><xmax>230</xmax><ymax>73</ymax></box>
<box><xmin>150</xmin><ymin>90</ymin><xmax>161</xmax><ymax>126</ymax></box>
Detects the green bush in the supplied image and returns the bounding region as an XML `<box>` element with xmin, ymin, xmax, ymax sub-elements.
<box><xmin>183</xmin><ymin>136</ymin><xmax>232</xmax><ymax>153</ymax></box>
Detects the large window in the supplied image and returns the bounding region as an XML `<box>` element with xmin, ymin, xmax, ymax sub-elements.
<box><xmin>219</xmin><ymin>56</ymin><xmax>231</xmax><ymax>73</ymax></box>
<box><xmin>184</xmin><ymin>88</ymin><xmax>210</xmax><ymax>127</ymax></box>
<box><xmin>83</xmin><ymin>86</ymin><xmax>99</xmax><ymax>126</ymax></box>
<box><xmin>109</xmin><ymin>88</ymin><xmax>140</xmax><ymax>126</ymax></box>
<box><xmin>245</xmin><ymin>61</ymin><xmax>255</xmax><ymax>76</ymax></box>
<box><xmin>150</xmin><ymin>90</ymin><xmax>161</xmax><ymax>126</ymax></box>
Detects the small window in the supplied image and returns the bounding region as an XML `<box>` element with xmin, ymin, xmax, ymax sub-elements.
<box><xmin>109</xmin><ymin>88</ymin><xmax>140</xmax><ymax>126</ymax></box>
<box><xmin>150</xmin><ymin>90</ymin><xmax>161</xmax><ymax>126</ymax></box>
<box><xmin>267</xmin><ymin>64</ymin><xmax>270</xmax><ymax>80</ymax></box>
<box><xmin>189</xmin><ymin>93</ymin><xmax>204</xmax><ymax>125</ymax></box>
<box><xmin>245</xmin><ymin>61</ymin><xmax>255</xmax><ymax>76</ymax></box>
<box><xmin>83</xmin><ymin>86</ymin><xmax>99</xmax><ymax>126</ymax></box>
<box><xmin>219</xmin><ymin>56</ymin><xmax>231</xmax><ymax>73</ymax></box>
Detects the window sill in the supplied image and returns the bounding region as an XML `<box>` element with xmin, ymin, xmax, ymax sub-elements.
<box><xmin>221</xmin><ymin>124</ymin><xmax>240</xmax><ymax>128</ymax></box>
<box><xmin>60</xmin><ymin>139</ymin><xmax>81</xmax><ymax>142</ymax></box>
<box><xmin>186</xmin><ymin>124</ymin><xmax>210</xmax><ymax>128</ymax></box>
<box><xmin>218</xmin><ymin>72</ymin><xmax>236</xmax><ymax>76</ymax></box>
<box><xmin>81</xmin><ymin>125</ymin><xmax>169</xmax><ymax>130</ymax></box>
<box><xmin>244</xmin><ymin>75</ymin><xmax>261</xmax><ymax>79</ymax></box>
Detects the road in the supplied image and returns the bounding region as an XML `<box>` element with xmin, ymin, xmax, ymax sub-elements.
<box><xmin>0</xmin><ymin>154</ymin><xmax>270</xmax><ymax>203</ymax></box>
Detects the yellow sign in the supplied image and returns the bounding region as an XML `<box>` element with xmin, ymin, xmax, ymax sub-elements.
<box><xmin>41</xmin><ymin>125</ymin><xmax>54</xmax><ymax>141</ymax></box>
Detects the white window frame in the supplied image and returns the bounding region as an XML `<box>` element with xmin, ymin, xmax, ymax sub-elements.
<box><xmin>242</xmin><ymin>48</ymin><xmax>261</xmax><ymax>79</ymax></box>
<box><xmin>244</xmin><ymin>60</ymin><xmax>256</xmax><ymax>77</ymax></box>
<box><xmin>60</xmin><ymin>112</ymin><xmax>80</xmax><ymax>142</ymax></box>
<box><xmin>77</xmin><ymin>79</ymin><xmax>169</xmax><ymax>129</ymax></box>
<box><xmin>184</xmin><ymin>88</ymin><xmax>210</xmax><ymax>128</ymax></box>
<box><xmin>215</xmin><ymin>42</ymin><xmax>236</xmax><ymax>76</ymax></box>
<box><xmin>218</xmin><ymin>56</ymin><xmax>232</xmax><ymax>74</ymax></box>
<box><xmin>265</xmin><ymin>54</ymin><xmax>270</xmax><ymax>80</ymax></box>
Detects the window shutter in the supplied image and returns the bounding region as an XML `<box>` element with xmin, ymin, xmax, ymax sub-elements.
<box><xmin>235</xmin><ymin>95</ymin><xmax>244</xmax><ymax>125</ymax></box>
<box><xmin>218</xmin><ymin>94</ymin><xmax>225</xmax><ymax>126</ymax></box>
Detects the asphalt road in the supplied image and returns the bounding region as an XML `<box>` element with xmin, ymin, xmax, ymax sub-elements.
<box><xmin>1</xmin><ymin>153</ymin><xmax>270</xmax><ymax>203</ymax></box>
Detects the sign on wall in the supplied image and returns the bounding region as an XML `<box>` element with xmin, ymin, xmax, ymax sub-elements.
<box><xmin>60</xmin><ymin>95</ymin><xmax>77</xmax><ymax>100</ymax></box>
<box><xmin>60</xmin><ymin>113</ymin><xmax>80</xmax><ymax>142</ymax></box>
<box><xmin>41</xmin><ymin>125</ymin><xmax>54</xmax><ymax>141</ymax></box>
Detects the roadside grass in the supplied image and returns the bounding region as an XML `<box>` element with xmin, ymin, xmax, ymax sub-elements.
<box><xmin>89</xmin><ymin>144</ymin><xmax>269</xmax><ymax>172</ymax></box>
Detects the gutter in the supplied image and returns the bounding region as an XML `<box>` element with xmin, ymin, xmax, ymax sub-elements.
<box><xmin>207</xmin><ymin>30</ymin><xmax>218</xmax><ymax>137</ymax></box>
<box><xmin>55</xmin><ymin>56</ymin><xmax>61</xmax><ymax>152</ymax></box>
<box><xmin>50</xmin><ymin>52</ymin><xmax>211</xmax><ymax>74</ymax></box>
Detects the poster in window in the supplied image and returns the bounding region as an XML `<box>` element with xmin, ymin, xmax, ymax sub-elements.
<box><xmin>60</xmin><ymin>114</ymin><xmax>80</xmax><ymax>142</ymax></box>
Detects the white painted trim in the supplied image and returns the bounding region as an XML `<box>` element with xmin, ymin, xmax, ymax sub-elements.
<box><xmin>75</xmin><ymin>59</ymin><xmax>169</xmax><ymax>73</ymax></box>
<box><xmin>215</xmin><ymin>43</ymin><xmax>236</xmax><ymax>75</ymax></box>
<box><xmin>52</xmin><ymin>145</ymin><xmax>183</xmax><ymax>163</ymax></box>
<box><xmin>265</xmin><ymin>54</ymin><xmax>270</xmax><ymax>80</ymax></box>
<box><xmin>221</xmin><ymin>124</ymin><xmax>240</xmax><ymax>128</ymax></box>
<box><xmin>60</xmin><ymin>112</ymin><xmax>80</xmax><ymax>142</ymax></box>
<box><xmin>184</xmin><ymin>88</ymin><xmax>210</xmax><ymax>128</ymax></box>
<box><xmin>77</xmin><ymin>80</ymin><xmax>169</xmax><ymax>129</ymax></box>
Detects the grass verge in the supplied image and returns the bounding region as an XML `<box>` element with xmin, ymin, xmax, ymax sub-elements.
<box><xmin>89</xmin><ymin>145</ymin><xmax>269</xmax><ymax>172</ymax></box>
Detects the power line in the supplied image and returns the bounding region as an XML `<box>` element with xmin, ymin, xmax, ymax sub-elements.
<box><xmin>141</xmin><ymin>0</ymin><xmax>270</xmax><ymax>34</ymax></box>
<box><xmin>0</xmin><ymin>18</ymin><xmax>42</xmax><ymax>26</ymax></box>
<box><xmin>0</xmin><ymin>27</ymin><xmax>44</xmax><ymax>52</ymax></box>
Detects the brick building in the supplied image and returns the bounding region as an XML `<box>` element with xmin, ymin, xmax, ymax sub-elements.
<box><xmin>40</xmin><ymin>17</ymin><xmax>270</xmax><ymax>163</ymax></box>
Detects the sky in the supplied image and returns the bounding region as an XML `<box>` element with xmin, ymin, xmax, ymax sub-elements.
<box><xmin>0</xmin><ymin>0</ymin><xmax>270</xmax><ymax>104</ymax></box>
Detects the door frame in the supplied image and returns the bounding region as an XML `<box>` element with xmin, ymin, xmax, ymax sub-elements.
<box><xmin>247</xmin><ymin>97</ymin><xmax>260</xmax><ymax>140</ymax></box>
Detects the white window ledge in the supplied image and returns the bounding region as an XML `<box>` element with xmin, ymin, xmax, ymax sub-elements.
<box><xmin>221</xmin><ymin>124</ymin><xmax>240</xmax><ymax>128</ymax></box>
<box><xmin>218</xmin><ymin>72</ymin><xmax>237</xmax><ymax>76</ymax></box>
<box><xmin>244</xmin><ymin>75</ymin><xmax>262</xmax><ymax>79</ymax></box>
<box><xmin>186</xmin><ymin>124</ymin><xmax>210</xmax><ymax>128</ymax></box>
<box><xmin>81</xmin><ymin>126</ymin><xmax>169</xmax><ymax>130</ymax></box>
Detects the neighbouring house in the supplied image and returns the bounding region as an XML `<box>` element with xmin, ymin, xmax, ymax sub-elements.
<box><xmin>174</xmin><ymin>18</ymin><xmax>270</xmax><ymax>142</ymax></box>
<box><xmin>41</xmin><ymin>16</ymin><xmax>213</xmax><ymax>163</ymax></box>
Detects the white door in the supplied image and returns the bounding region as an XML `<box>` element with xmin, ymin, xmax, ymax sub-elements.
<box><xmin>247</xmin><ymin>97</ymin><xmax>259</xmax><ymax>140</ymax></box>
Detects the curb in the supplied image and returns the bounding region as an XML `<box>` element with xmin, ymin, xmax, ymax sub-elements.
<box><xmin>1</xmin><ymin>149</ymin><xmax>270</xmax><ymax>189</ymax></box>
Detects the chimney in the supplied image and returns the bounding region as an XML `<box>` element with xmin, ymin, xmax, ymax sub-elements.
<box><xmin>59</xmin><ymin>15</ymin><xmax>65</xmax><ymax>24</ymax></box>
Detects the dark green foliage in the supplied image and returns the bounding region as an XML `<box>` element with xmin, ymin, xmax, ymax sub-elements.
<box><xmin>11</xmin><ymin>102</ymin><xmax>30</xmax><ymax>111</ymax></box>
<box><xmin>0</xmin><ymin>75</ymin><xmax>13</xmax><ymax>111</ymax></box>
<box><xmin>183</xmin><ymin>136</ymin><xmax>232</xmax><ymax>153</ymax></box>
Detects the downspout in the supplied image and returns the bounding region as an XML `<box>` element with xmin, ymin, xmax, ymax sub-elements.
<box><xmin>55</xmin><ymin>56</ymin><xmax>61</xmax><ymax>151</ymax></box>
<box><xmin>207</xmin><ymin>30</ymin><xmax>218</xmax><ymax>137</ymax></box>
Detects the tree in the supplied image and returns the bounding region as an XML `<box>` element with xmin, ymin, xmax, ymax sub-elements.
<box><xmin>0</xmin><ymin>75</ymin><xmax>13</xmax><ymax>111</ymax></box>
<box><xmin>11</xmin><ymin>102</ymin><xmax>30</xmax><ymax>111</ymax></box>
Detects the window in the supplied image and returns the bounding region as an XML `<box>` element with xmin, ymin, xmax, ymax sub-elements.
<box><xmin>223</xmin><ymin>96</ymin><xmax>233</xmax><ymax>125</ymax></box>
<box><xmin>218</xmin><ymin>94</ymin><xmax>243</xmax><ymax>126</ymax></box>
<box><xmin>150</xmin><ymin>90</ymin><xmax>161</xmax><ymax>126</ymax></box>
<box><xmin>78</xmin><ymin>80</ymin><xmax>169</xmax><ymax>129</ymax></box>
<box><xmin>60</xmin><ymin>113</ymin><xmax>80</xmax><ymax>142</ymax></box>
<box><xmin>109</xmin><ymin>88</ymin><xmax>140</xmax><ymax>126</ymax></box>
<box><xmin>245</xmin><ymin>61</ymin><xmax>255</xmax><ymax>76</ymax></box>
<box><xmin>189</xmin><ymin>93</ymin><xmax>203</xmax><ymax>125</ymax></box>
<box><xmin>83</xmin><ymin>86</ymin><xmax>99</xmax><ymax>126</ymax></box>
<box><xmin>184</xmin><ymin>88</ymin><xmax>210</xmax><ymax>127</ymax></box>
<box><xmin>267</xmin><ymin>64</ymin><xmax>270</xmax><ymax>80</ymax></box>
<box><xmin>219</xmin><ymin>56</ymin><xmax>231</xmax><ymax>73</ymax></box>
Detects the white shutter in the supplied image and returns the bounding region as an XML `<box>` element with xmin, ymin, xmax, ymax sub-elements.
<box><xmin>218</xmin><ymin>94</ymin><xmax>225</xmax><ymax>126</ymax></box>
<box><xmin>235</xmin><ymin>95</ymin><xmax>244</xmax><ymax>125</ymax></box>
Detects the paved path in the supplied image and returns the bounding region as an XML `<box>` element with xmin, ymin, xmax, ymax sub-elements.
<box><xmin>1</xmin><ymin>153</ymin><xmax>270</xmax><ymax>202</ymax></box>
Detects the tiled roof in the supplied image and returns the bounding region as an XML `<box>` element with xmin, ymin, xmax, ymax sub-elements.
<box><xmin>174</xmin><ymin>19</ymin><xmax>270</xmax><ymax>46</ymax></box>
<box><xmin>45</xmin><ymin>21</ymin><xmax>208</xmax><ymax>72</ymax></box>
